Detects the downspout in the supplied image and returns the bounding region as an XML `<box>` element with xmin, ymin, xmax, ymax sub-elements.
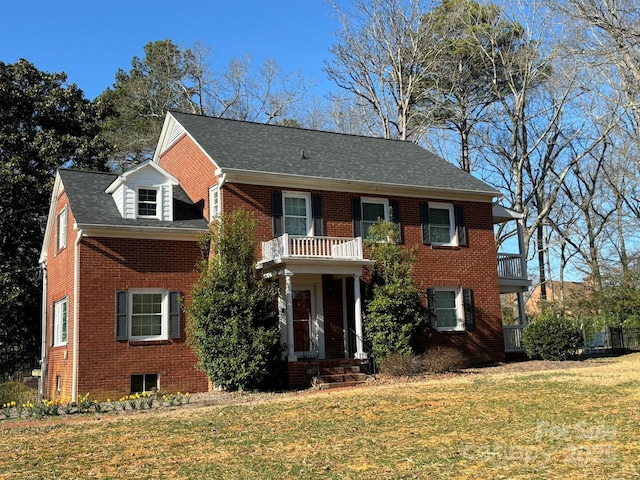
<box><xmin>72</xmin><ymin>228</ymin><xmax>83</xmax><ymax>402</ymax></box>
<box><xmin>39</xmin><ymin>262</ymin><xmax>47</xmax><ymax>399</ymax></box>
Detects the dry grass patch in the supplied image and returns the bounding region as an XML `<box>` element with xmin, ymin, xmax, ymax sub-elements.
<box><xmin>1</xmin><ymin>354</ymin><xmax>639</xmax><ymax>479</ymax></box>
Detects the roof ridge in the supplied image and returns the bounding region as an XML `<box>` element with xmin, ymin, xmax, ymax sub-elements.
<box><xmin>168</xmin><ymin>110</ymin><xmax>416</xmax><ymax>144</ymax></box>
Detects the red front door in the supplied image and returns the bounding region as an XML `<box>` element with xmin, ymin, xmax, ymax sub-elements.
<box><xmin>293</xmin><ymin>290</ymin><xmax>311</xmax><ymax>352</ymax></box>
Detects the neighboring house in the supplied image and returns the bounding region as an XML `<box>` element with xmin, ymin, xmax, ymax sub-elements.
<box><xmin>525</xmin><ymin>281</ymin><xmax>591</xmax><ymax>316</ymax></box>
<box><xmin>40</xmin><ymin>111</ymin><xmax>530</xmax><ymax>399</ymax></box>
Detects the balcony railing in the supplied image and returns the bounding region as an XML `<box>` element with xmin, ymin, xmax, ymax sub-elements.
<box><xmin>261</xmin><ymin>234</ymin><xmax>364</xmax><ymax>264</ymax></box>
<box><xmin>503</xmin><ymin>325</ymin><xmax>525</xmax><ymax>352</ymax></box>
<box><xmin>497</xmin><ymin>253</ymin><xmax>527</xmax><ymax>280</ymax></box>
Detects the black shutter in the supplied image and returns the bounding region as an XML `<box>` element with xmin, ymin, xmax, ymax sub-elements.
<box><xmin>463</xmin><ymin>288</ymin><xmax>474</xmax><ymax>330</ymax></box>
<box><xmin>420</xmin><ymin>202</ymin><xmax>431</xmax><ymax>245</ymax></box>
<box><xmin>116</xmin><ymin>291</ymin><xmax>128</xmax><ymax>341</ymax></box>
<box><xmin>272</xmin><ymin>191</ymin><xmax>283</xmax><ymax>237</ymax></box>
<box><xmin>311</xmin><ymin>195</ymin><xmax>323</xmax><ymax>236</ymax></box>
<box><xmin>389</xmin><ymin>200</ymin><xmax>402</xmax><ymax>244</ymax></box>
<box><xmin>169</xmin><ymin>291</ymin><xmax>181</xmax><ymax>339</ymax></box>
<box><xmin>426</xmin><ymin>288</ymin><xmax>438</xmax><ymax>329</ymax></box>
<box><xmin>455</xmin><ymin>205</ymin><xmax>467</xmax><ymax>247</ymax></box>
<box><xmin>352</xmin><ymin>197</ymin><xmax>362</xmax><ymax>238</ymax></box>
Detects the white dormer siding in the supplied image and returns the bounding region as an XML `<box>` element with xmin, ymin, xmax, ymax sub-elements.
<box><xmin>105</xmin><ymin>161</ymin><xmax>179</xmax><ymax>222</ymax></box>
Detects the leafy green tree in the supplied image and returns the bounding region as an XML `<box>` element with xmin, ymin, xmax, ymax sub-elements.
<box><xmin>0</xmin><ymin>59</ymin><xmax>110</xmax><ymax>379</ymax></box>
<box><xmin>417</xmin><ymin>0</ymin><xmax>526</xmax><ymax>172</ymax></box>
<box><xmin>99</xmin><ymin>40</ymin><xmax>206</xmax><ymax>168</ymax></box>
<box><xmin>364</xmin><ymin>219</ymin><xmax>425</xmax><ymax>361</ymax></box>
<box><xmin>188</xmin><ymin>209</ymin><xmax>281</xmax><ymax>391</ymax></box>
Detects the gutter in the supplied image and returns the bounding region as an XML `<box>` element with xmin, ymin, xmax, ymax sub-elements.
<box><xmin>39</xmin><ymin>262</ymin><xmax>47</xmax><ymax>398</ymax></box>
<box><xmin>72</xmin><ymin>228</ymin><xmax>83</xmax><ymax>402</ymax></box>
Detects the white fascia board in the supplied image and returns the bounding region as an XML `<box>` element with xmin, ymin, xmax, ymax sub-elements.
<box><xmin>220</xmin><ymin>169</ymin><xmax>498</xmax><ymax>203</ymax></box>
<box><xmin>79</xmin><ymin>225</ymin><xmax>208</xmax><ymax>241</ymax></box>
<box><xmin>39</xmin><ymin>172</ymin><xmax>64</xmax><ymax>264</ymax></box>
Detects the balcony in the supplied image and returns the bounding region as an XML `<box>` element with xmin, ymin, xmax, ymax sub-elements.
<box><xmin>259</xmin><ymin>234</ymin><xmax>369</xmax><ymax>270</ymax></box>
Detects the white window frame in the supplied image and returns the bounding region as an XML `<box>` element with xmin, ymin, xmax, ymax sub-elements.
<box><xmin>130</xmin><ymin>373</ymin><xmax>159</xmax><ymax>393</ymax></box>
<box><xmin>282</xmin><ymin>191</ymin><xmax>312</xmax><ymax>236</ymax></box>
<box><xmin>428</xmin><ymin>202</ymin><xmax>456</xmax><ymax>246</ymax></box>
<box><xmin>54</xmin><ymin>297</ymin><xmax>69</xmax><ymax>346</ymax></box>
<box><xmin>361</xmin><ymin>197</ymin><xmax>389</xmax><ymax>240</ymax></box>
<box><xmin>209</xmin><ymin>185</ymin><xmax>220</xmax><ymax>221</ymax></box>
<box><xmin>128</xmin><ymin>289</ymin><xmax>169</xmax><ymax>341</ymax></box>
<box><xmin>434</xmin><ymin>287</ymin><xmax>464</xmax><ymax>331</ymax></box>
<box><xmin>136</xmin><ymin>187</ymin><xmax>160</xmax><ymax>219</ymax></box>
<box><xmin>57</xmin><ymin>207</ymin><xmax>67</xmax><ymax>251</ymax></box>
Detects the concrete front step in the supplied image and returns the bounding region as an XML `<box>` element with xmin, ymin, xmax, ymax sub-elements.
<box><xmin>319</xmin><ymin>373</ymin><xmax>367</xmax><ymax>383</ymax></box>
<box><xmin>315</xmin><ymin>380</ymin><xmax>367</xmax><ymax>390</ymax></box>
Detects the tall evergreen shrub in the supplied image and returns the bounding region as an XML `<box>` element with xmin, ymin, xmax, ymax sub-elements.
<box><xmin>188</xmin><ymin>210</ymin><xmax>281</xmax><ymax>391</ymax></box>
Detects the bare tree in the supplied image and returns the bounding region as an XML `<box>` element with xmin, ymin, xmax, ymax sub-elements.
<box><xmin>476</xmin><ymin>1</ymin><xmax>616</xmax><ymax>297</ymax></box>
<box><xmin>324</xmin><ymin>0</ymin><xmax>442</xmax><ymax>141</ymax></box>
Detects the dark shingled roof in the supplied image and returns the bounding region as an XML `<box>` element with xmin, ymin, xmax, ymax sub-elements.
<box><xmin>170</xmin><ymin>111</ymin><xmax>498</xmax><ymax>196</ymax></box>
<box><xmin>58</xmin><ymin>169</ymin><xmax>207</xmax><ymax>230</ymax></box>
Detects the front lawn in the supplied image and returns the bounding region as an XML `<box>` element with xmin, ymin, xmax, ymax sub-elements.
<box><xmin>1</xmin><ymin>354</ymin><xmax>639</xmax><ymax>479</ymax></box>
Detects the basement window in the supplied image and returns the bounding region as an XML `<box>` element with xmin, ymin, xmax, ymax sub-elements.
<box><xmin>130</xmin><ymin>373</ymin><xmax>159</xmax><ymax>393</ymax></box>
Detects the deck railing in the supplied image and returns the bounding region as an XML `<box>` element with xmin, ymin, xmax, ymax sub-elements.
<box><xmin>503</xmin><ymin>325</ymin><xmax>525</xmax><ymax>352</ymax></box>
<box><xmin>497</xmin><ymin>253</ymin><xmax>527</xmax><ymax>280</ymax></box>
<box><xmin>261</xmin><ymin>234</ymin><xmax>364</xmax><ymax>263</ymax></box>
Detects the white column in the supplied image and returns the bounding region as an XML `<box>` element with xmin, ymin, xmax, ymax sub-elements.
<box><xmin>284</xmin><ymin>270</ymin><xmax>297</xmax><ymax>362</ymax></box>
<box><xmin>341</xmin><ymin>278</ymin><xmax>349</xmax><ymax>358</ymax></box>
<box><xmin>353</xmin><ymin>273</ymin><xmax>367</xmax><ymax>359</ymax></box>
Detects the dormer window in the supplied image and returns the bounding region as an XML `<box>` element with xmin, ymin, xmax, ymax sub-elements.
<box><xmin>138</xmin><ymin>188</ymin><xmax>159</xmax><ymax>218</ymax></box>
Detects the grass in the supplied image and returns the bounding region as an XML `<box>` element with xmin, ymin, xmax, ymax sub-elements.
<box><xmin>1</xmin><ymin>354</ymin><xmax>639</xmax><ymax>479</ymax></box>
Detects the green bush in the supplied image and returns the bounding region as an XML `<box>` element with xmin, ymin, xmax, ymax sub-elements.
<box><xmin>364</xmin><ymin>218</ymin><xmax>424</xmax><ymax>362</ymax></box>
<box><xmin>0</xmin><ymin>381</ymin><xmax>38</xmax><ymax>405</ymax></box>
<box><xmin>188</xmin><ymin>209</ymin><xmax>281</xmax><ymax>391</ymax></box>
<box><xmin>522</xmin><ymin>313</ymin><xmax>583</xmax><ymax>360</ymax></box>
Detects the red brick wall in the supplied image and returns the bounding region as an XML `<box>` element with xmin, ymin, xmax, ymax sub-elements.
<box><xmin>157</xmin><ymin>135</ymin><xmax>218</xmax><ymax>219</ymax></box>
<box><xmin>146</xmin><ymin>132</ymin><xmax>503</xmax><ymax>370</ymax></box>
<box><xmin>43</xmin><ymin>190</ymin><xmax>77</xmax><ymax>400</ymax></box>
<box><xmin>224</xmin><ymin>183</ymin><xmax>504</xmax><ymax>363</ymax></box>
<box><xmin>74</xmin><ymin>237</ymin><xmax>209</xmax><ymax>400</ymax></box>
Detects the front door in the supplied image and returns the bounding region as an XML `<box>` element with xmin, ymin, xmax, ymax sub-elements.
<box><xmin>293</xmin><ymin>290</ymin><xmax>312</xmax><ymax>355</ymax></box>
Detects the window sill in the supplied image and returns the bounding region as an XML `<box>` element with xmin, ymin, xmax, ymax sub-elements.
<box><xmin>127</xmin><ymin>340</ymin><xmax>172</xmax><ymax>346</ymax></box>
<box><xmin>436</xmin><ymin>329</ymin><xmax>466</xmax><ymax>334</ymax></box>
<box><xmin>431</xmin><ymin>245</ymin><xmax>460</xmax><ymax>251</ymax></box>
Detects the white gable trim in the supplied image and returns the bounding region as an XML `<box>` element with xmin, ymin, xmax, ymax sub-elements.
<box><xmin>40</xmin><ymin>172</ymin><xmax>64</xmax><ymax>264</ymax></box>
<box><xmin>153</xmin><ymin>112</ymin><xmax>220</xmax><ymax>171</ymax></box>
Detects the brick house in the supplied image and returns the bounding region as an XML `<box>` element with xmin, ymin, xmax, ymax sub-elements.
<box><xmin>40</xmin><ymin>111</ymin><xmax>529</xmax><ymax>400</ymax></box>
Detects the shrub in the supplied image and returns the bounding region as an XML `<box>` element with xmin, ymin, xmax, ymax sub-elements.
<box><xmin>188</xmin><ymin>210</ymin><xmax>281</xmax><ymax>391</ymax></box>
<box><xmin>379</xmin><ymin>352</ymin><xmax>423</xmax><ymax>376</ymax></box>
<box><xmin>421</xmin><ymin>347</ymin><xmax>468</xmax><ymax>373</ymax></box>
<box><xmin>0</xmin><ymin>381</ymin><xmax>38</xmax><ymax>405</ymax></box>
<box><xmin>522</xmin><ymin>313</ymin><xmax>583</xmax><ymax>360</ymax></box>
<box><xmin>364</xmin><ymin>219</ymin><xmax>425</xmax><ymax>361</ymax></box>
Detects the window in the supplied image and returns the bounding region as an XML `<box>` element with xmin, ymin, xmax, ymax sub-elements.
<box><xmin>427</xmin><ymin>287</ymin><xmax>474</xmax><ymax>331</ymax></box>
<box><xmin>56</xmin><ymin>207</ymin><xmax>67</xmax><ymax>251</ymax></box>
<box><xmin>283</xmin><ymin>192</ymin><xmax>311</xmax><ymax>236</ymax></box>
<box><xmin>209</xmin><ymin>185</ymin><xmax>220</xmax><ymax>220</ymax></box>
<box><xmin>361</xmin><ymin>198</ymin><xmax>389</xmax><ymax>239</ymax></box>
<box><xmin>54</xmin><ymin>297</ymin><xmax>68</xmax><ymax>346</ymax></box>
<box><xmin>116</xmin><ymin>290</ymin><xmax>181</xmax><ymax>341</ymax></box>
<box><xmin>131</xmin><ymin>373</ymin><xmax>159</xmax><ymax>393</ymax></box>
<box><xmin>131</xmin><ymin>293</ymin><xmax>163</xmax><ymax>338</ymax></box>
<box><xmin>137</xmin><ymin>188</ymin><xmax>158</xmax><ymax>218</ymax></box>
<box><xmin>428</xmin><ymin>203</ymin><xmax>455</xmax><ymax>245</ymax></box>
<box><xmin>421</xmin><ymin>202</ymin><xmax>466</xmax><ymax>247</ymax></box>
<box><xmin>56</xmin><ymin>375</ymin><xmax>61</xmax><ymax>392</ymax></box>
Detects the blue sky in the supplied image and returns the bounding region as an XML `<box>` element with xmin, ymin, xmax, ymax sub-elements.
<box><xmin>2</xmin><ymin>1</ymin><xmax>343</xmax><ymax>99</ymax></box>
